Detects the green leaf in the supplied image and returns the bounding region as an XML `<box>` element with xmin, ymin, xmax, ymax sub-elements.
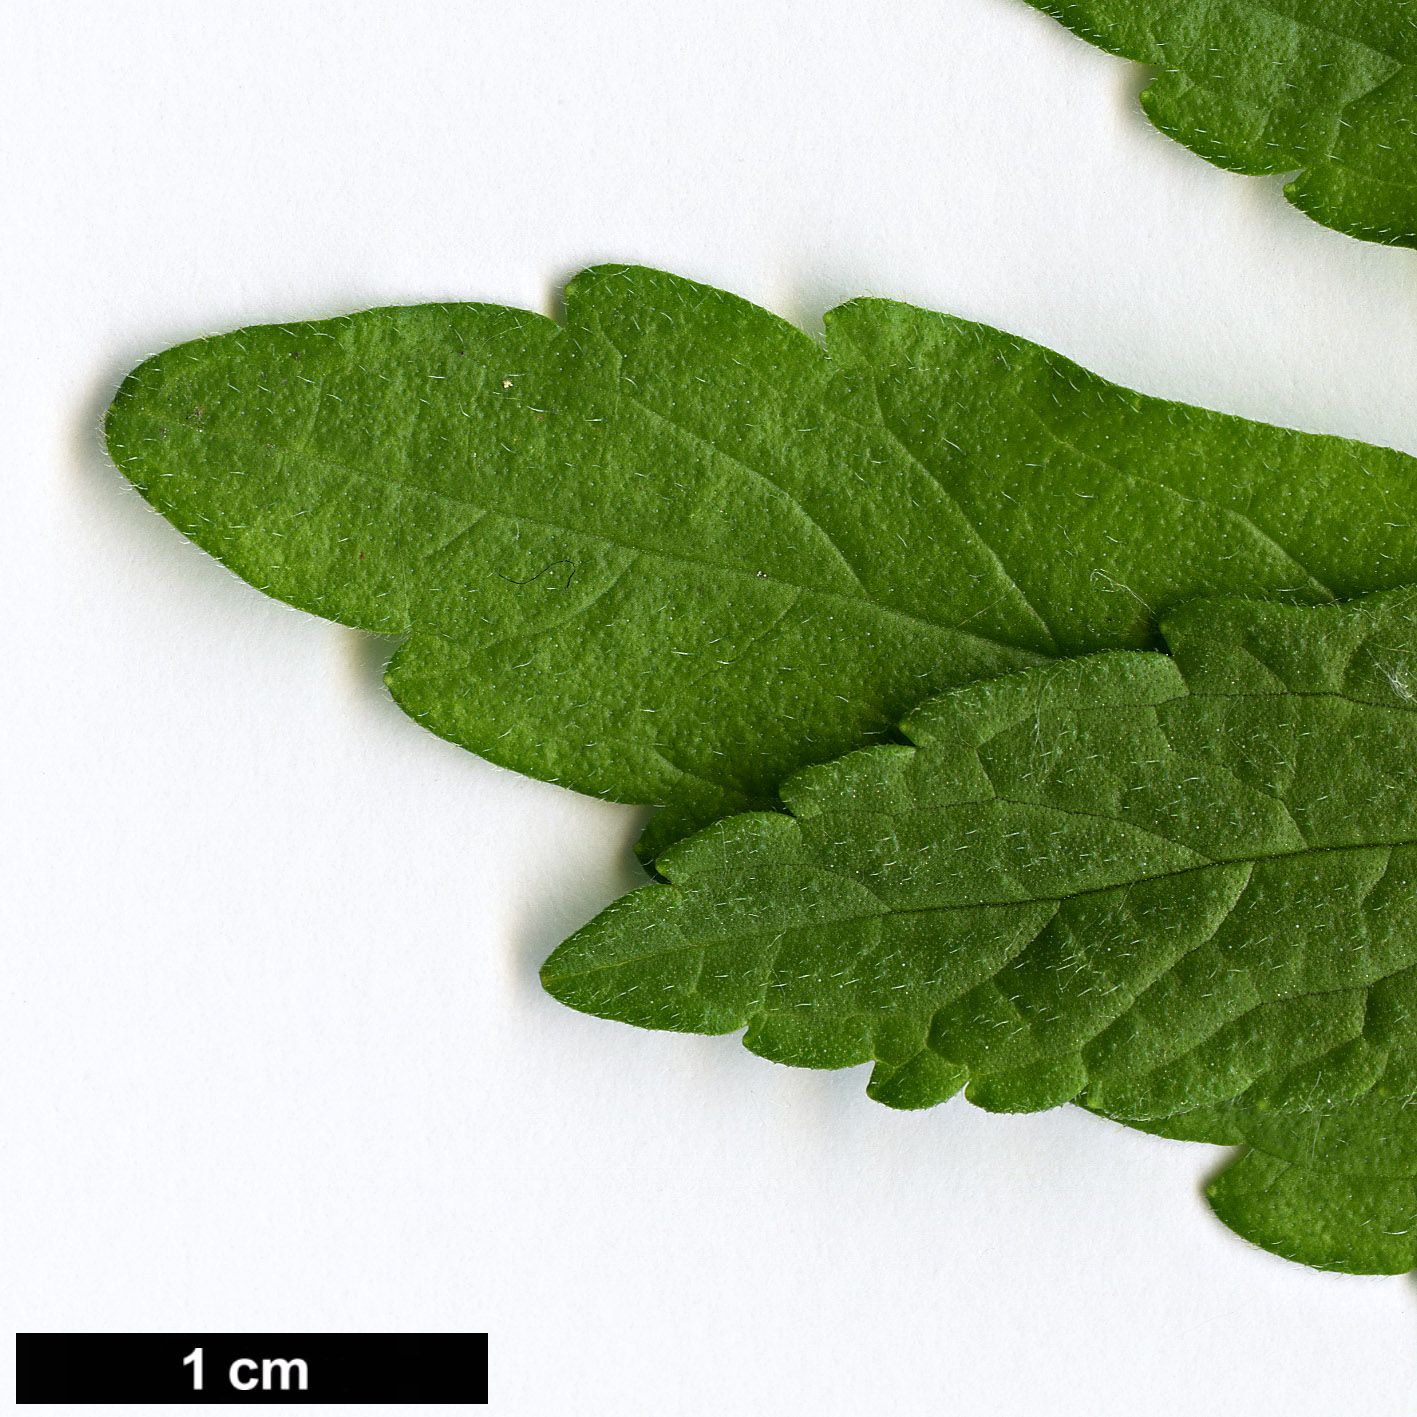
<box><xmin>542</xmin><ymin>588</ymin><xmax>1417</xmax><ymax>1148</ymax></box>
<box><xmin>105</xmin><ymin>266</ymin><xmax>1417</xmax><ymax>858</ymax></box>
<box><xmin>1022</xmin><ymin>0</ymin><xmax>1417</xmax><ymax>248</ymax></box>
<box><xmin>1208</xmin><ymin>1145</ymin><xmax>1417</xmax><ymax>1275</ymax></box>
<box><xmin>1122</xmin><ymin>1093</ymin><xmax>1417</xmax><ymax>1274</ymax></box>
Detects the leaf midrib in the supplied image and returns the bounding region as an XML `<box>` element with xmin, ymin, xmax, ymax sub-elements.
<box><xmin>165</xmin><ymin>422</ymin><xmax>1038</xmax><ymax>657</ymax></box>
<box><xmin>544</xmin><ymin>835</ymin><xmax>1412</xmax><ymax>983</ymax></box>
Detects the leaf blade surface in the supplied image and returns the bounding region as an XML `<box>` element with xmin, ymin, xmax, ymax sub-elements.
<box><xmin>106</xmin><ymin>267</ymin><xmax>1417</xmax><ymax>855</ymax></box>
<box><xmin>1022</xmin><ymin>0</ymin><xmax>1417</xmax><ymax>247</ymax></box>
<box><xmin>543</xmin><ymin>588</ymin><xmax>1417</xmax><ymax>1138</ymax></box>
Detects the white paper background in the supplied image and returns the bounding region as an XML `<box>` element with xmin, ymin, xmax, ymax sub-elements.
<box><xmin>7</xmin><ymin>3</ymin><xmax>1417</xmax><ymax>1413</ymax></box>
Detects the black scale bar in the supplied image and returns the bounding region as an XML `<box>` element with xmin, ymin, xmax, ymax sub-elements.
<box><xmin>16</xmin><ymin>1333</ymin><xmax>488</xmax><ymax>1404</ymax></box>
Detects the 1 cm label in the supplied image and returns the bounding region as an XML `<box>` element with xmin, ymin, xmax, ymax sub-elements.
<box><xmin>183</xmin><ymin>1345</ymin><xmax>308</xmax><ymax>1393</ymax></box>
